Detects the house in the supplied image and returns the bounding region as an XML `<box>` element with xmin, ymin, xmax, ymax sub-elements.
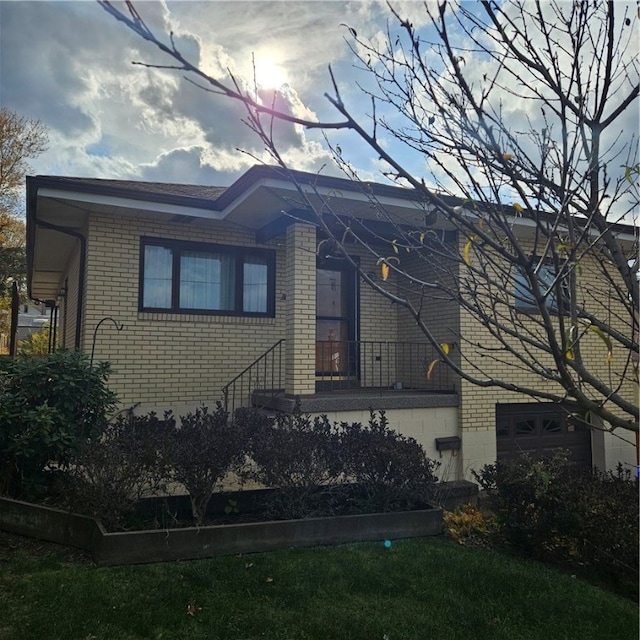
<box><xmin>16</xmin><ymin>302</ymin><xmax>51</xmax><ymax>342</ymax></box>
<box><xmin>1</xmin><ymin>296</ymin><xmax>50</xmax><ymax>354</ymax></box>
<box><xmin>25</xmin><ymin>166</ymin><xmax>638</xmax><ymax>480</ymax></box>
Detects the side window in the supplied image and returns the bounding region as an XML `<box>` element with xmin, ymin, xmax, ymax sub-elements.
<box><xmin>514</xmin><ymin>261</ymin><xmax>568</xmax><ymax>314</ymax></box>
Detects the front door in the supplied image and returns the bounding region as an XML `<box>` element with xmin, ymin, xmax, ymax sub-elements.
<box><xmin>315</xmin><ymin>260</ymin><xmax>358</xmax><ymax>383</ymax></box>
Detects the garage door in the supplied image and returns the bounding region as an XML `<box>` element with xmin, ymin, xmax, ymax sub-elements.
<box><xmin>496</xmin><ymin>402</ymin><xmax>592</xmax><ymax>469</ymax></box>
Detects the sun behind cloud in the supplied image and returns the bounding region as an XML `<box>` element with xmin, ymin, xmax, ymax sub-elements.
<box><xmin>252</xmin><ymin>57</ymin><xmax>289</xmax><ymax>90</ymax></box>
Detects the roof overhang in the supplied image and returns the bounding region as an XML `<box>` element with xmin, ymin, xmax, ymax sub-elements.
<box><xmin>26</xmin><ymin>166</ymin><xmax>638</xmax><ymax>302</ymax></box>
<box><xmin>26</xmin><ymin>177</ymin><xmax>231</xmax><ymax>301</ymax></box>
<box><xmin>218</xmin><ymin>166</ymin><xmax>457</xmax><ymax>232</ymax></box>
<box><xmin>25</xmin><ymin>167</ymin><xmax>456</xmax><ymax>301</ymax></box>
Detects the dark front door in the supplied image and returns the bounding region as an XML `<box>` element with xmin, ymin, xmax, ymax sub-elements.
<box><xmin>315</xmin><ymin>260</ymin><xmax>358</xmax><ymax>381</ymax></box>
<box><xmin>496</xmin><ymin>402</ymin><xmax>592</xmax><ymax>469</ymax></box>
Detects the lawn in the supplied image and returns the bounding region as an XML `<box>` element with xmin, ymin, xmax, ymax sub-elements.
<box><xmin>1</xmin><ymin>533</ymin><xmax>637</xmax><ymax>640</ymax></box>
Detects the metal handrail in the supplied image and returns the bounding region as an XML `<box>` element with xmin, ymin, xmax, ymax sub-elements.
<box><xmin>222</xmin><ymin>339</ymin><xmax>457</xmax><ymax>415</ymax></box>
<box><xmin>222</xmin><ymin>339</ymin><xmax>285</xmax><ymax>415</ymax></box>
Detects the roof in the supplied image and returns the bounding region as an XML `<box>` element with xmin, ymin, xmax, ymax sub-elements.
<box><xmin>26</xmin><ymin>166</ymin><xmax>439</xmax><ymax>212</ymax></box>
<box><xmin>52</xmin><ymin>177</ymin><xmax>229</xmax><ymax>201</ymax></box>
<box><xmin>28</xmin><ymin>166</ymin><xmax>639</xmax><ymax>236</ymax></box>
<box><xmin>26</xmin><ymin>175</ymin><xmax>228</xmax><ymax>211</ymax></box>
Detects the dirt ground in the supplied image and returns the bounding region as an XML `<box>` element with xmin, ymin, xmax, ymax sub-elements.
<box><xmin>0</xmin><ymin>529</ymin><xmax>94</xmax><ymax>567</ymax></box>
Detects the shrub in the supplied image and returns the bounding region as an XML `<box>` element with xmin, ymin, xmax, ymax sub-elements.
<box><xmin>474</xmin><ymin>451</ymin><xmax>575</xmax><ymax>557</ymax></box>
<box><xmin>163</xmin><ymin>404</ymin><xmax>244</xmax><ymax>525</ymax></box>
<box><xmin>17</xmin><ymin>325</ymin><xmax>51</xmax><ymax>356</ymax></box>
<box><xmin>0</xmin><ymin>350</ymin><xmax>118</xmax><ymax>498</ymax></box>
<box><xmin>68</xmin><ymin>412</ymin><xmax>172</xmax><ymax>530</ymax></box>
<box><xmin>475</xmin><ymin>453</ymin><xmax>639</xmax><ymax>597</ymax></box>
<box><xmin>339</xmin><ymin>410</ymin><xmax>439</xmax><ymax>512</ymax></box>
<box><xmin>240</xmin><ymin>406</ymin><xmax>343</xmax><ymax>519</ymax></box>
<box><xmin>443</xmin><ymin>503</ymin><xmax>496</xmax><ymax>547</ymax></box>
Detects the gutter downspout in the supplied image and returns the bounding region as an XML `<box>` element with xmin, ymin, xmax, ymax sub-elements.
<box><xmin>9</xmin><ymin>281</ymin><xmax>18</xmax><ymax>357</ymax></box>
<box><xmin>33</xmin><ymin>219</ymin><xmax>86</xmax><ymax>351</ymax></box>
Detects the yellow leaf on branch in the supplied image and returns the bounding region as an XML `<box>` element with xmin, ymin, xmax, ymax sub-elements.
<box><xmin>377</xmin><ymin>256</ymin><xmax>399</xmax><ymax>281</ymax></box>
<box><xmin>463</xmin><ymin>239</ymin><xmax>473</xmax><ymax>266</ymax></box>
<box><xmin>588</xmin><ymin>324</ymin><xmax>612</xmax><ymax>354</ymax></box>
<box><xmin>425</xmin><ymin>359</ymin><xmax>439</xmax><ymax>380</ymax></box>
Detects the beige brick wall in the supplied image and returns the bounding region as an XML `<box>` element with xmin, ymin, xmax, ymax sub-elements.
<box><xmin>345</xmin><ymin>246</ymin><xmax>459</xmax><ymax>390</ymax></box>
<box><xmin>82</xmin><ymin>211</ymin><xmax>287</xmax><ymax>412</ymax></box>
<box><xmin>60</xmin><ymin>205</ymin><xmax>634</xmax><ymax>477</ymax></box>
<box><xmin>453</xmin><ymin>237</ymin><xmax>637</xmax><ymax>476</ymax></box>
<box><xmin>357</xmin><ymin>251</ymin><xmax>398</xmax><ymax>343</ymax></box>
<box><xmin>355</xmin><ymin>250</ymin><xmax>399</xmax><ymax>386</ymax></box>
<box><xmin>395</xmin><ymin>247</ymin><xmax>461</xmax><ymax>391</ymax></box>
<box><xmin>284</xmin><ymin>223</ymin><xmax>316</xmax><ymax>395</ymax></box>
<box><xmin>66</xmin><ymin>212</ymin><xmax>407</xmax><ymax>412</ymax></box>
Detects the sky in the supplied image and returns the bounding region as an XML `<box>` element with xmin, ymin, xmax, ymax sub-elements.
<box><xmin>0</xmin><ymin>0</ymin><xmax>638</xmax><ymax>216</ymax></box>
<box><xmin>1</xmin><ymin>0</ymin><xmax>409</xmax><ymax>187</ymax></box>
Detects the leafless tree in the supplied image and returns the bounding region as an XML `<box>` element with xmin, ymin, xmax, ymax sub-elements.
<box><xmin>100</xmin><ymin>1</ymin><xmax>638</xmax><ymax>433</ymax></box>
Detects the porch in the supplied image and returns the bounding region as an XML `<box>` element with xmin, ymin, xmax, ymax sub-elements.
<box><xmin>222</xmin><ymin>339</ymin><xmax>459</xmax><ymax>417</ymax></box>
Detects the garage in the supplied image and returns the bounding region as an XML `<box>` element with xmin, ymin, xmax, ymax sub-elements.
<box><xmin>496</xmin><ymin>402</ymin><xmax>592</xmax><ymax>469</ymax></box>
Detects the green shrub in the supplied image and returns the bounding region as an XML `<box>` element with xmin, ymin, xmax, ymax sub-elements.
<box><xmin>163</xmin><ymin>404</ymin><xmax>244</xmax><ymax>525</ymax></box>
<box><xmin>240</xmin><ymin>406</ymin><xmax>343</xmax><ymax>519</ymax></box>
<box><xmin>0</xmin><ymin>350</ymin><xmax>118</xmax><ymax>497</ymax></box>
<box><xmin>17</xmin><ymin>325</ymin><xmax>51</xmax><ymax>356</ymax></box>
<box><xmin>68</xmin><ymin>412</ymin><xmax>172</xmax><ymax>530</ymax></box>
<box><xmin>339</xmin><ymin>410</ymin><xmax>440</xmax><ymax>512</ymax></box>
<box><xmin>475</xmin><ymin>452</ymin><xmax>639</xmax><ymax>598</ymax></box>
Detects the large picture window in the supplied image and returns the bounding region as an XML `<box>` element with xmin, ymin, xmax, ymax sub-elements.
<box><xmin>140</xmin><ymin>238</ymin><xmax>274</xmax><ymax>316</ymax></box>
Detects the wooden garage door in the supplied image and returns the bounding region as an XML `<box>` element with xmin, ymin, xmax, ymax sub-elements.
<box><xmin>496</xmin><ymin>402</ymin><xmax>592</xmax><ymax>469</ymax></box>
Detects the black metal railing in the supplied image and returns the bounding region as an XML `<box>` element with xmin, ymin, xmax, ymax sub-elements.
<box><xmin>315</xmin><ymin>340</ymin><xmax>457</xmax><ymax>393</ymax></box>
<box><xmin>222</xmin><ymin>339</ymin><xmax>457</xmax><ymax>415</ymax></box>
<box><xmin>222</xmin><ymin>339</ymin><xmax>285</xmax><ymax>416</ymax></box>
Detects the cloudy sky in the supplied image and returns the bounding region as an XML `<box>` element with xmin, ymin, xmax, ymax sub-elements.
<box><xmin>1</xmin><ymin>0</ymin><xmax>409</xmax><ymax>187</ymax></box>
<box><xmin>1</xmin><ymin>0</ymin><xmax>638</xmax><ymax>214</ymax></box>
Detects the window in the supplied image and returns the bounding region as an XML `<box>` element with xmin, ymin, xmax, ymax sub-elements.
<box><xmin>140</xmin><ymin>238</ymin><xmax>274</xmax><ymax>316</ymax></box>
<box><xmin>514</xmin><ymin>261</ymin><xmax>568</xmax><ymax>314</ymax></box>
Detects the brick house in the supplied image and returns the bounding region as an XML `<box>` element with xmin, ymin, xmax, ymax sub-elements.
<box><xmin>25</xmin><ymin>166</ymin><xmax>637</xmax><ymax>480</ymax></box>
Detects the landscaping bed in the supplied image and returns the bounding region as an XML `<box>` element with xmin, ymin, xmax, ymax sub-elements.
<box><xmin>0</xmin><ymin>491</ymin><xmax>442</xmax><ymax>566</ymax></box>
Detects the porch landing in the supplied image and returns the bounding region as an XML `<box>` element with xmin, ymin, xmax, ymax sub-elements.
<box><xmin>254</xmin><ymin>389</ymin><xmax>459</xmax><ymax>414</ymax></box>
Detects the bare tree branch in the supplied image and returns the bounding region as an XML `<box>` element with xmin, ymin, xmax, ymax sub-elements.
<box><xmin>99</xmin><ymin>0</ymin><xmax>639</xmax><ymax>432</ymax></box>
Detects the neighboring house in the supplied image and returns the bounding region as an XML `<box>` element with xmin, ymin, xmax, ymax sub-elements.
<box><xmin>17</xmin><ymin>303</ymin><xmax>50</xmax><ymax>342</ymax></box>
<box><xmin>25</xmin><ymin>166</ymin><xmax>637</xmax><ymax>480</ymax></box>
<box><xmin>1</xmin><ymin>302</ymin><xmax>50</xmax><ymax>353</ymax></box>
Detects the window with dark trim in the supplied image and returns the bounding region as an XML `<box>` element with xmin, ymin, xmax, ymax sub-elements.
<box><xmin>514</xmin><ymin>261</ymin><xmax>569</xmax><ymax>315</ymax></box>
<box><xmin>139</xmin><ymin>238</ymin><xmax>275</xmax><ymax>316</ymax></box>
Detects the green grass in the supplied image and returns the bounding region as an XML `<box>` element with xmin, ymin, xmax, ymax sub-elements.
<box><xmin>1</xmin><ymin>536</ymin><xmax>637</xmax><ymax>640</ymax></box>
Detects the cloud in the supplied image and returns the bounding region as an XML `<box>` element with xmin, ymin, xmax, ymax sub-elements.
<box><xmin>1</xmin><ymin>0</ymin><xmax>636</xmax><ymax>219</ymax></box>
<box><xmin>138</xmin><ymin>146</ymin><xmax>222</xmax><ymax>184</ymax></box>
<box><xmin>1</xmin><ymin>1</ymin><xmax>361</xmax><ymax>184</ymax></box>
